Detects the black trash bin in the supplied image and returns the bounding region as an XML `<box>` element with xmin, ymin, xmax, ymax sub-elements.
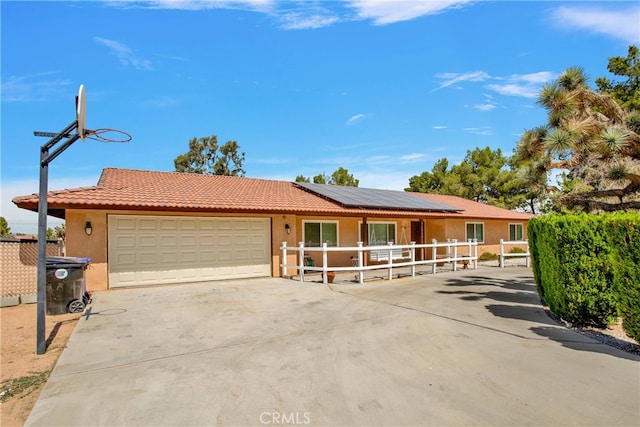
<box><xmin>46</xmin><ymin>256</ymin><xmax>91</xmax><ymax>315</ymax></box>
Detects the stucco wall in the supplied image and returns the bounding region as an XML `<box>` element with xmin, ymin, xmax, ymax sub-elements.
<box><xmin>425</xmin><ymin>218</ymin><xmax>529</xmax><ymax>255</ymax></box>
<box><xmin>64</xmin><ymin>209</ymin><xmax>529</xmax><ymax>290</ymax></box>
<box><xmin>65</xmin><ymin>210</ymin><xmax>109</xmax><ymax>292</ymax></box>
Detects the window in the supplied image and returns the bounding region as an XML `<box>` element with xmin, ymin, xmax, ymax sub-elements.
<box><xmin>466</xmin><ymin>222</ymin><xmax>484</xmax><ymax>243</ymax></box>
<box><xmin>303</xmin><ymin>221</ymin><xmax>338</xmax><ymax>247</ymax></box>
<box><xmin>509</xmin><ymin>223</ymin><xmax>524</xmax><ymax>241</ymax></box>
<box><xmin>362</xmin><ymin>222</ymin><xmax>396</xmax><ymax>245</ymax></box>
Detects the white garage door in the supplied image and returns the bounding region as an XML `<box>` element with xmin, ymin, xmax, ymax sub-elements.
<box><xmin>108</xmin><ymin>215</ymin><xmax>271</xmax><ymax>288</ymax></box>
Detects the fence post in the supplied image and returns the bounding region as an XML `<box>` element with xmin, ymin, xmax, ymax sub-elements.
<box><xmin>473</xmin><ymin>238</ymin><xmax>478</xmax><ymax>269</ymax></box>
<box><xmin>298</xmin><ymin>242</ymin><xmax>305</xmax><ymax>282</ymax></box>
<box><xmin>322</xmin><ymin>242</ymin><xmax>328</xmax><ymax>284</ymax></box>
<box><xmin>525</xmin><ymin>239</ymin><xmax>530</xmax><ymax>268</ymax></box>
<box><xmin>452</xmin><ymin>239</ymin><xmax>458</xmax><ymax>271</ymax></box>
<box><xmin>387</xmin><ymin>241</ymin><xmax>393</xmax><ymax>280</ymax></box>
<box><xmin>282</xmin><ymin>241</ymin><xmax>288</xmax><ymax>278</ymax></box>
<box><xmin>410</xmin><ymin>241</ymin><xmax>416</xmax><ymax>277</ymax></box>
<box><xmin>499</xmin><ymin>239</ymin><xmax>505</xmax><ymax>268</ymax></box>
<box><xmin>431</xmin><ymin>238</ymin><xmax>437</xmax><ymax>274</ymax></box>
<box><xmin>57</xmin><ymin>238</ymin><xmax>64</xmax><ymax>256</ymax></box>
<box><xmin>357</xmin><ymin>241</ymin><xmax>364</xmax><ymax>284</ymax></box>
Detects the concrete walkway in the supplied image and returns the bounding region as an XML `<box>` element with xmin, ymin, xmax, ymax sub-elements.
<box><xmin>27</xmin><ymin>266</ymin><xmax>639</xmax><ymax>426</ymax></box>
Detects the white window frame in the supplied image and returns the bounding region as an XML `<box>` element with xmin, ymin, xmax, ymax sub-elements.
<box><xmin>303</xmin><ymin>220</ymin><xmax>339</xmax><ymax>247</ymax></box>
<box><xmin>465</xmin><ymin>222</ymin><xmax>484</xmax><ymax>243</ymax></box>
<box><xmin>359</xmin><ymin>221</ymin><xmax>397</xmax><ymax>246</ymax></box>
<box><xmin>509</xmin><ymin>223</ymin><xmax>524</xmax><ymax>241</ymax></box>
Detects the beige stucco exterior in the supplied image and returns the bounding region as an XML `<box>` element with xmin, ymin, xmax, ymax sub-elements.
<box><xmin>424</xmin><ymin>218</ymin><xmax>529</xmax><ymax>255</ymax></box>
<box><xmin>64</xmin><ymin>209</ymin><xmax>529</xmax><ymax>292</ymax></box>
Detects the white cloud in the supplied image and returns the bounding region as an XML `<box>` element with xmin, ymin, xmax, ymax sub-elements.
<box><xmin>436</xmin><ymin>70</ymin><xmax>553</xmax><ymax>99</ymax></box>
<box><xmin>399</xmin><ymin>153</ymin><xmax>426</xmax><ymax>162</ymax></box>
<box><xmin>473</xmin><ymin>103</ymin><xmax>496</xmax><ymax>112</ymax></box>
<box><xmin>279</xmin><ymin>12</ymin><xmax>339</xmax><ymax>30</ymax></box>
<box><xmin>347</xmin><ymin>0</ymin><xmax>473</xmax><ymax>25</ymax></box>
<box><xmin>464</xmin><ymin>126</ymin><xmax>493</xmax><ymax>136</ymax></box>
<box><xmin>472</xmin><ymin>94</ymin><xmax>498</xmax><ymax>111</ymax></box>
<box><xmin>486</xmin><ymin>83</ymin><xmax>538</xmax><ymax>98</ymax></box>
<box><xmin>143</xmin><ymin>0</ymin><xmax>274</xmax><ymax>12</ymax></box>
<box><xmin>346</xmin><ymin>113</ymin><xmax>368</xmax><ymax>126</ymax></box>
<box><xmin>94</xmin><ymin>37</ymin><xmax>153</xmax><ymax>70</ymax></box>
<box><xmin>550</xmin><ymin>5</ymin><xmax>640</xmax><ymax>44</ymax></box>
<box><xmin>487</xmin><ymin>72</ymin><xmax>554</xmax><ymax>98</ymax></box>
<box><xmin>512</xmin><ymin>71</ymin><xmax>555</xmax><ymax>84</ymax></box>
<box><xmin>1</xmin><ymin>73</ymin><xmax>72</xmax><ymax>103</ymax></box>
<box><xmin>104</xmin><ymin>0</ymin><xmax>475</xmax><ymax>29</ymax></box>
<box><xmin>435</xmin><ymin>71</ymin><xmax>491</xmax><ymax>90</ymax></box>
<box><xmin>432</xmin><ymin>125</ymin><xmax>447</xmax><ymax>129</ymax></box>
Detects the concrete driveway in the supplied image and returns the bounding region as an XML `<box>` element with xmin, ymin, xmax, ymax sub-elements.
<box><xmin>27</xmin><ymin>267</ymin><xmax>639</xmax><ymax>426</ymax></box>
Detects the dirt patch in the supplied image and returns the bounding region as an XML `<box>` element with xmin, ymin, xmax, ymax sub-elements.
<box><xmin>1</xmin><ymin>304</ymin><xmax>80</xmax><ymax>427</ymax></box>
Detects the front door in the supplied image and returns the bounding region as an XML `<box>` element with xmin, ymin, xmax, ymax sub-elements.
<box><xmin>411</xmin><ymin>221</ymin><xmax>425</xmax><ymax>261</ymax></box>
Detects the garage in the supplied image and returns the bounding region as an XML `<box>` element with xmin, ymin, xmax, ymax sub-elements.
<box><xmin>108</xmin><ymin>215</ymin><xmax>271</xmax><ymax>288</ymax></box>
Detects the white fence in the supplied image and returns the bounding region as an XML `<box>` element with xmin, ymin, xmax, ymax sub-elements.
<box><xmin>281</xmin><ymin>239</ymin><xmax>478</xmax><ymax>284</ymax></box>
<box><xmin>499</xmin><ymin>239</ymin><xmax>530</xmax><ymax>268</ymax></box>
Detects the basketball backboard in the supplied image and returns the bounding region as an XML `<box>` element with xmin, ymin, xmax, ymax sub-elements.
<box><xmin>76</xmin><ymin>84</ymin><xmax>86</xmax><ymax>141</ymax></box>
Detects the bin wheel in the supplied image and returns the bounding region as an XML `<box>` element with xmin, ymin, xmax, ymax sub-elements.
<box><xmin>67</xmin><ymin>299</ymin><xmax>85</xmax><ymax>313</ymax></box>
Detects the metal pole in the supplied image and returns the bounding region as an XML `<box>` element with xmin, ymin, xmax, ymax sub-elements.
<box><xmin>35</xmin><ymin>120</ymin><xmax>79</xmax><ymax>355</ymax></box>
<box><xmin>36</xmin><ymin>146</ymin><xmax>49</xmax><ymax>355</ymax></box>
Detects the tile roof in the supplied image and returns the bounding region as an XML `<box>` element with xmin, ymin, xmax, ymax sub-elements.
<box><xmin>414</xmin><ymin>193</ymin><xmax>534</xmax><ymax>220</ymax></box>
<box><xmin>12</xmin><ymin>168</ymin><xmax>533</xmax><ymax>220</ymax></box>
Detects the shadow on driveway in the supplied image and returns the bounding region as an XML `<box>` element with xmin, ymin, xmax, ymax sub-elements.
<box><xmin>440</xmin><ymin>273</ymin><xmax>640</xmax><ymax>361</ymax></box>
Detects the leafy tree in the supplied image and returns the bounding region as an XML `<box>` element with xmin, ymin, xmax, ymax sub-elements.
<box><xmin>329</xmin><ymin>167</ymin><xmax>359</xmax><ymax>186</ymax></box>
<box><xmin>514</xmin><ymin>65</ymin><xmax>640</xmax><ymax>212</ymax></box>
<box><xmin>313</xmin><ymin>173</ymin><xmax>327</xmax><ymax>184</ymax></box>
<box><xmin>174</xmin><ymin>135</ymin><xmax>245</xmax><ymax>176</ymax></box>
<box><xmin>407</xmin><ymin>147</ymin><xmax>523</xmax><ymax>210</ymax></box>
<box><xmin>0</xmin><ymin>216</ymin><xmax>12</xmax><ymax>237</ymax></box>
<box><xmin>49</xmin><ymin>224</ymin><xmax>65</xmax><ymax>240</ymax></box>
<box><xmin>595</xmin><ymin>45</ymin><xmax>640</xmax><ymax>113</ymax></box>
<box><xmin>297</xmin><ymin>167</ymin><xmax>359</xmax><ymax>186</ymax></box>
<box><xmin>406</xmin><ymin>158</ymin><xmax>449</xmax><ymax>193</ymax></box>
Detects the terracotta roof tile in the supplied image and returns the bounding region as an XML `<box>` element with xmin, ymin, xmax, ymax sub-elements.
<box><xmin>12</xmin><ymin>168</ymin><xmax>534</xmax><ymax>220</ymax></box>
<box><xmin>413</xmin><ymin>193</ymin><xmax>534</xmax><ymax>220</ymax></box>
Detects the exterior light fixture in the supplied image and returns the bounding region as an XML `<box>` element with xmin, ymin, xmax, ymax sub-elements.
<box><xmin>85</xmin><ymin>221</ymin><xmax>93</xmax><ymax>236</ymax></box>
<box><xmin>285</xmin><ymin>224</ymin><xmax>291</xmax><ymax>234</ymax></box>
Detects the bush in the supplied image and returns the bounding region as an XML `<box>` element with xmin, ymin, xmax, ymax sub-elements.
<box><xmin>529</xmin><ymin>212</ymin><xmax>640</xmax><ymax>339</ymax></box>
<box><xmin>509</xmin><ymin>246</ymin><xmax>527</xmax><ymax>254</ymax></box>
<box><xmin>602</xmin><ymin>212</ymin><xmax>640</xmax><ymax>342</ymax></box>
<box><xmin>528</xmin><ymin>214</ymin><xmax>616</xmax><ymax>327</ymax></box>
<box><xmin>479</xmin><ymin>252</ymin><xmax>498</xmax><ymax>261</ymax></box>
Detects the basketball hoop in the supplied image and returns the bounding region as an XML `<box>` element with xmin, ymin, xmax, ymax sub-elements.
<box><xmin>38</xmin><ymin>85</ymin><xmax>132</xmax><ymax>143</ymax></box>
<box><xmin>33</xmin><ymin>84</ymin><xmax>131</xmax><ymax>355</ymax></box>
<box><xmin>84</xmin><ymin>128</ymin><xmax>132</xmax><ymax>143</ymax></box>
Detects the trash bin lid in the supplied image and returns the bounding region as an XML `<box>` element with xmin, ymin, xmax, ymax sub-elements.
<box><xmin>47</xmin><ymin>256</ymin><xmax>91</xmax><ymax>266</ymax></box>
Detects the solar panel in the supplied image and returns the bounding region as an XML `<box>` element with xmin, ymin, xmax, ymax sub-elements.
<box><xmin>295</xmin><ymin>183</ymin><xmax>461</xmax><ymax>211</ymax></box>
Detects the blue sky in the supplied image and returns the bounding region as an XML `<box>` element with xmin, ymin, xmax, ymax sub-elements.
<box><xmin>2</xmin><ymin>0</ymin><xmax>639</xmax><ymax>233</ymax></box>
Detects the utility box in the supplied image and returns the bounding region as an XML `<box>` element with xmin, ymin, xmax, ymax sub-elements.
<box><xmin>46</xmin><ymin>257</ymin><xmax>91</xmax><ymax>315</ymax></box>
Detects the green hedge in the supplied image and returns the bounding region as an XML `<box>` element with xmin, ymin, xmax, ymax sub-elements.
<box><xmin>528</xmin><ymin>212</ymin><xmax>639</xmax><ymax>340</ymax></box>
<box><xmin>602</xmin><ymin>213</ymin><xmax>640</xmax><ymax>341</ymax></box>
